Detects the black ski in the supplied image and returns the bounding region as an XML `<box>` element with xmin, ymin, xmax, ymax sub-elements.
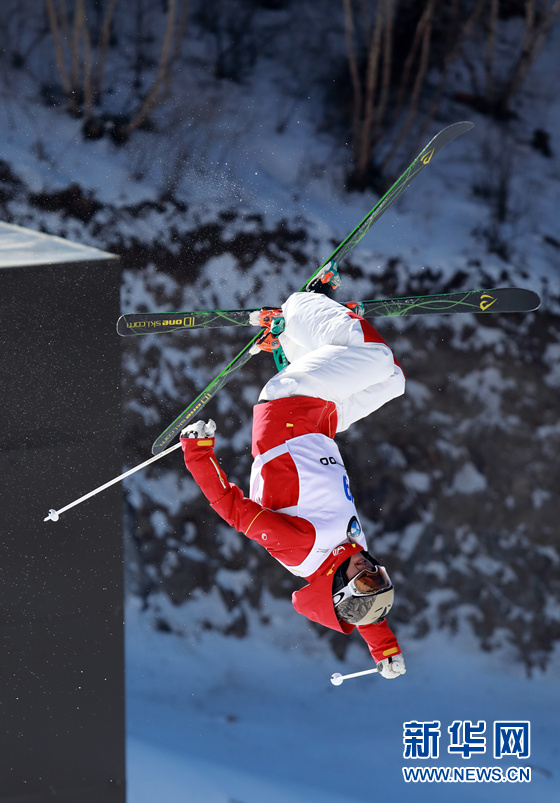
<box><xmin>117</xmin><ymin>288</ymin><xmax>540</xmax><ymax>335</ymax></box>
<box><xmin>151</xmin><ymin>121</ymin><xmax>474</xmax><ymax>455</ymax></box>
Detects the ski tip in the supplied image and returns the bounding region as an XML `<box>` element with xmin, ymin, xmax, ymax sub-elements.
<box><xmin>151</xmin><ymin>440</ymin><xmax>166</xmax><ymax>456</ymax></box>
<box><xmin>440</xmin><ymin>120</ymin><xmax>474</xmax><ymax>140</ymax></box>
<box><xmin>429</xmin><ymin>121</ymin><xmax>474</xmax><ymax>149</ymax></box>
<box><xmin>448</xmin><ymin>120</ymin><xmax>474</xmax><ymax>132</ymax></box>
<box><xmin>500</xmin><ymin>288</ymin><xmax>541</xmax><ymax>312</ymax></box>
<box><xmin>152</xmin><ymin>426</ymin><xmax>180</xmax><ymax>454</ymax></box>
<box><xmin>116</xmin><ymin>315</ymin><xmax>131</xmax><ymax>336</ymax></box>
<box><xmin>422</xmin><ymin>121</ymin><xmax>474</xmax><ymax>160</ymax></box>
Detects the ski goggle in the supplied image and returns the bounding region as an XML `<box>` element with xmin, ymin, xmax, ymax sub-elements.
<box><xmin>332</xmin><ymin>565</ymin><xmax>393</xmax><ymax>609</ymax></box>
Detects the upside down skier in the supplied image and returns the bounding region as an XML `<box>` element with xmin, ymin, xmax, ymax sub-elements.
<box><xmin>180</xmin><ymin>267</ymin><xmax>407</xmax><ymax>679</ymax></box>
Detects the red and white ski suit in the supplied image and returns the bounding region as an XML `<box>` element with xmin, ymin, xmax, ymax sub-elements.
<box><xmin>181</xmin><ymin>293</ymin><xmax>405</xmax><ymax>663</ymax></box>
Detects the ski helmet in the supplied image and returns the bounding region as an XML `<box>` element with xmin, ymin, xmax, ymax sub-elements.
<box><xmin>332</xmin><ymin>551</ymin><xmax>394</xmax><ymax>626</ymax></box>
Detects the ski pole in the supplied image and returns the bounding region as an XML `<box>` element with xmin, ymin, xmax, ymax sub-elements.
<box><xmin>330</xmin><ymin>666</ymin><xmax>380</xmax><ymax>686</ymax></box>
<box><xmin>43</xmin><ymin>441</ymin><xmax>183</xmax><ymax>522</ymax></box>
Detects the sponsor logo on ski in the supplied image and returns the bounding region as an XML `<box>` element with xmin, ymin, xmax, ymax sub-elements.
<box><xmin>162</xmin><ymin>317</ymin><xmax>194</xmax><ymax>327</ymax></box>
<box><xmin>126</xmin><ymin>316</ymin><xmax>194</xmax><ymax>329</ymax></box>
<box><xmin>479</xmin><ymin>293</ymin><xmax>497</xmax><ymax>311</ymax></box>
<box><xmin>126</xmin><ymin>320</ymin><xmax>161</xmax><ymax>329</ymax></box>
<box><xmin>421</xmin><ymin>148</ymin><xmax>435</xmax><ymax>165</ymax></box>
<box><xmin>191</xmin><ymin>393</ymin><xmax>213</xmax><ymax>409</ymax></box>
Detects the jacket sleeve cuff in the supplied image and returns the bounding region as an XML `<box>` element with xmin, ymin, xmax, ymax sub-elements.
<box><xmin>181</xmin><ymin>436</ymin><xmax>216</xmax><ymax>451</ymax></box>
<box><xmin>357</xmin><ymin>619</ymin><xmax>402</xmax><ymax>664</ymax></box>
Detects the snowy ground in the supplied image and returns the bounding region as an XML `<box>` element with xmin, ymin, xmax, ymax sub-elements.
<box><xmin>125</xmin><ymin>596</ymin><xmax>560</xmax><ymax>803</ymax></box>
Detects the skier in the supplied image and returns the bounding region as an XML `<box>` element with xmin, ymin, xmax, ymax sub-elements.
<box><xmin>180</xmin><ymin>271</ymin><xmax>407</xmax><ymax>679</ymax></box>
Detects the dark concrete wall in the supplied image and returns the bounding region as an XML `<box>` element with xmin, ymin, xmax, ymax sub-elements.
<box><xmin>0</xmin><ymin>258</ymin><xmax>125</xmax><ymax>802</ymax></box>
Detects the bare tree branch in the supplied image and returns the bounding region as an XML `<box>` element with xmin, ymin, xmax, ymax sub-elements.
<box><xmin>415</xmin><ymin>0</ymin><xmax>486</xmax><ymax>154</ymax></box>
<box><xmin>342</xmin><ymin>0</ymin><xmax>362</xmax><ymax>157</ymax></box>
<box><xmin>370</xmin><ymin>0</ymin><xmax>393</xmax><ymax>148</ymax></box>
<box><xmin>355</xmin><ymin>2</ymin><xmax>383</xmax><ymax>179</ymax></box>
<box><xmin>45</xmin><ymin>0</ymin><xmax>190</xmax><ymax>140</ymax></box>
<box><xmin>93</xmin><ymin>0</ymin><xmax>119</xmax><ymax>101</ymax></box>
<box><xmin>485</xmin><ymin>0</ymin><xmax>499</xmax><ymax>108</ymax></box>
<box><xmin>381</xmin><ymin>0</ymin><xmax>437</xmax><ymax>174</ymax></box>
<box><xmin>76</xmin><ymin>0</ymin><xmax>94</xmax><ymax>120</ymax></box>
<box><xmin>122</xmin><ymin>0</ymin><xmax>190</xmax><ymax>137</ymax></box>
<box><xmin>70</xmin><ymin>0</ymin><xmax>83</xmax><ymax>98</ymax></box>
<box><xmin>45</xmin><ymin>0</ymin><xmax>74</xmax><ymax>102</ymax></box>
<box><xmin>496</xmin><ymin>0</ymin><xmax>560</xmax><ymax>113</ymax></box>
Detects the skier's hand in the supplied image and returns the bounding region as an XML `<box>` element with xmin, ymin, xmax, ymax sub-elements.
<box><xmin>181</xmin><ymin>420</ymin><xmax>217</xmax><ymax>439</ymax></box>
<box><xmin>377</xmin><ymin>654</ymin><xmax>406</xmax><ymax>679</ymax></box>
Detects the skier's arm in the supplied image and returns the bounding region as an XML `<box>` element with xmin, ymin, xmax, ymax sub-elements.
<box><xmin>181</xmin><ymin>436</ymin><xmax>315</xmax><ymax>564</ymax></box>
<box><xmin>357</xmin><ymin>619</ymin><xmax>402</xmax><ymax>664</ymax></box>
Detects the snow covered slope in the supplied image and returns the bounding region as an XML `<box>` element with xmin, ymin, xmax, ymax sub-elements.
<box><xmin>126</xmin><ymin>597</ymin><xmax>560</xmax><ymax>803</ymax></box>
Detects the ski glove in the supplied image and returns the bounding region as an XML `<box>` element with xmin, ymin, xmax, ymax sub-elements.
<box><xmin>377</xmin><ymin>654</ymin><xmax>406</xmax><ymax>680</ymax></box>
<box><xmin>181</xmin><ymin>419</ymin><xmax>217</xmax><ymax>439</ymax></box>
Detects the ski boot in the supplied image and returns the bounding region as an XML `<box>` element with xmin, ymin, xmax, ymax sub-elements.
<box><xmin>305</xmin><ymin>260</ymin><xmax>342</xmax><ymax>294</ymax></box>
<box><xmin>345</xmin><ymin>300</ymin><xmax>365</xmax><ymax>317</ymax></box>
<box><xmin>249</xmin><ymin>307</ymin><xmax>288</xmax><ymax>371</ymax></box>
<box><xmin>249</xmin><ymin>307</ymin><xmax>285</xmax><ymax>333</ymax></box>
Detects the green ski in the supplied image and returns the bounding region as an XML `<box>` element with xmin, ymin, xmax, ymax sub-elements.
<box><xmin>118</xmin><ymin>288</ymin><xmax>539</xmax><ymax>336</ymax></box>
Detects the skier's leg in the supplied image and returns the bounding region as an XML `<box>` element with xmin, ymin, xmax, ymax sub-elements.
<box><xmin>259</xmin><ymin>337</ymin><xmax>402</xmax><ymax>404</ymax></box>
<box><xmin>335</xmin><ymin>364</ymin><xmax>405</xmax><ymax>431</ymax></box>
<box><xmin>259</xmin><ymin>291</ymin><xmax>404</xmax><ymax>419</ymax></box>
<box><xmin>279</xmin><ymin>293</ymin><xmax>359</xmax><ymax>361</ymax></box>
<box><xmin>259</xmin><ymin>290</ymin><xmax>404</xmax><ymax>420</ymax></box>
